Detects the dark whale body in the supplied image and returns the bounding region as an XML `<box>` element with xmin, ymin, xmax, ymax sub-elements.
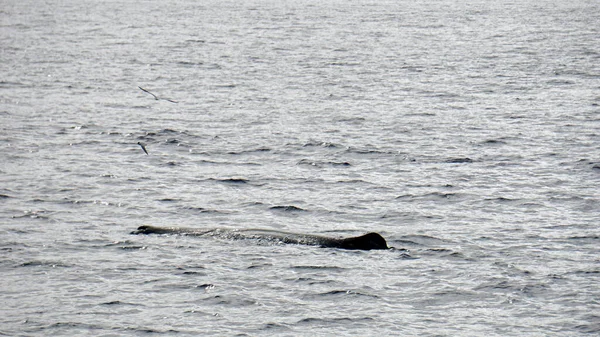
<box><xmin>132</xmin><ymin>225</ymin><xmax>389</xmax><ymax>250</ymax></box>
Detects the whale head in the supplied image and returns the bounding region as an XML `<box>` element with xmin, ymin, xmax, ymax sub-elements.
<box><xmin>338</xmin><ymin>232</ymin><xmax>389</xmax><ymax>250</ymax></box>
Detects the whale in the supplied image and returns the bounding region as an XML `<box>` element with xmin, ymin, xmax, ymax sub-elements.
<box><xmin>131</xmin><ymin>225</ymin><xmax>390</xmax><ymax>250</ymax></box>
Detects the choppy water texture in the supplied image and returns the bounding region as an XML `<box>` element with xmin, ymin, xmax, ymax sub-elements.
<box><xmin>1</xmin><ymin>0</ymin><xmax>599</xmax><ymax>335</ymax></box>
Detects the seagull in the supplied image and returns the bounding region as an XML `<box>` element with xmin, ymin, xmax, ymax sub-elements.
<box><xmin>138</xmin><ymin>86</ymin><xmax>178</xmax><ymax>103</ymax></box>
<box><xmin>137</xmin><ymin>142</ymin><xmax>149</xmax><ymax>155</ymax></box>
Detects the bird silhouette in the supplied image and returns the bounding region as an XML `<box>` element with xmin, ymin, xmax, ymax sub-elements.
<box><xmin>138</xmin><ymin>86</ymin><xmax>178</xmax><ymax>103</ymax></box>
<box><xmin>137</xmin><ymin>142</ymin><xmax>149</xmax><ymax>155</ymax></box>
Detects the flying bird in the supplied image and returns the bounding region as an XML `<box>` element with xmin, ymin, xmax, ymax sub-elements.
<box><xmin>138</xmin><ymin>86</ymin><xmax>178</xmax><ymax>103</ymax></box>
<box><xmin>137</xmin><ymin>142</ymin><xmax>149</xmax><ymax>155</ymax></box>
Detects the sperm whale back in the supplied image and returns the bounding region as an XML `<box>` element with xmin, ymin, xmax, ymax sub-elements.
<box><xmin>132</xmin><ymin>225</ymin><xmax>389</xmax><ymax>250</ymax></box>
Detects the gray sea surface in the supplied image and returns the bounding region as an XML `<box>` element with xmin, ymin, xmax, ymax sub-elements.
<box><xmin>1</xmin><ymin>0</ymin><xmax>599</xmax><ymax>336</ymax></box>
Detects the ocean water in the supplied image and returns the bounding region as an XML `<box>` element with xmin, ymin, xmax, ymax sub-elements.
<box><xmin>1</xmin><ymin>0</ymin><xmax>599</xmax><ymax>335</ymax></box>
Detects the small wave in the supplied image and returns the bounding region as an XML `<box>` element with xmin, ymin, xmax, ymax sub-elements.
<box><xmin>99</xmin><ymin>300</ymin><xmax>143</xmax><ymax>306</ymax></box>
<box><xmin>445</xmin><ymin>157</ymin><xmax>474</xmax><ymax>163</ymax></box>
<box><xmin>136</xmin><ymin>135</ymin><xmax>156</xmax><ymax>142</ymax></box>
<box><xmin>99</xmin><ymin>130</ymin><xmax>124</xmax><ymax>136</ymax></box>
<box><xmin>104</xmin><ymin>241</ymin><xmax>146</xmax><ymax>250</ymax></box>
<box><xmin>330</xmin><ymin>161</ymin><xmax>351</xmax><ymax>167</ymax></box>
<box><xmin>483</xmin><ymin>197</ymin><xmax>517</xmax><ymax>202</ymax></box>
<box><xmin>269</xmin><ymin>205</ymin><xmax>307</xmax><ymax>212</ymax></box>
<box><xmin>315</xmin><ymin>290</ymin><xmax>379</xmax><ymax>298</ymax></box>
<box><xmin>259</xmin><ymin>322</ymin><xmax>291</xmax><ymax>331</ymax></box>
<box><xmin>296</xmin><ymin>316</ymin><xmax>374</xmax><ymax>325</ymax></box>
<box><xmin>19</xmin><ymin>260</ymin><xmax>70</xmax><ymax>268</ymax></box>
<box><xmin>395</xmin><ymin>235</ymin><xmax>452</xmax><ymax>246</ymax></box>
<box><xmin>426</xmin><ymin>248</ymin><xmax>454</xmax><ymax>253</ymax></box>
<box><xmin>195</xmin><ymin>283</ymin><xmax>215</xmax><ymax>290</ymax></box>
<box><xmin>0</xmin><ymin>81</ymin><xmax>28</xmax><ymax>88</ymax></box>
<box><xmin>546</xmin><ymin>79</ymin><xmax>575</xmax><ymax>85</ymax></box>
<box><xmin>158</xmin><ymin>128</ymin><xmax>182</xmax><ymax>135</ymax></box>
<box><xmin>474</xmin><ymin>281</ymin><xmax>550</xmax><ymax>296</ymax></box>
<box><xmin>12</xmin><ymin>210</ymin><xmax>52</xmax><ymax>220</ymax></box>
<box><xmin>227</xmin><ymin>147</ymin><xmax>271</xmax><ymax>155</ymax></box>
<box><xmin>162</xmin><ymin>140</ymin><xmax>191</xmax><ymax>148</ymax></box>
<box><xmin>335</xmin><ymin>178</ymin><xmax>372</xmax><ymax>185</ymax></box>
<box><xmin>177</xmin><ymin>60</ymin><xmax>204</xmax><ymax>67</ymax></box>
<box><xmin>301</xmin><ymin>141</ymin><xmax>342</xmax><ymax>148</ymax></box>
<box><xmin>241</xmin><ymin>260</ymin><xmax>265</xmax><ymax>268</ymax></box>
<box><xmin>568</xmin><ymin>270</ymin><xmax>600</xmax><ymax>275</ymax></box>
<box><xmin>424</xmin><ymin>248</ymin><xmax>471</xmax><ymax>260</ymax></box>
<box><xmin>567</xmin><ymin>235</ymin><xmax>599</xmax><ymax>241</ymax></box>
<box><xmin>335</xmin><ymin>116</ymin><xmax>367</xmax><ymax>123</ymax></box>
<box><xmin>213</xmin><ymin>84</ymin><xmax>236</xmax><ymax>88</ymax></box>
<box><xmin>574</xmin><ymin>318</ymin><xmax>600</xmax><ymax>335</ymax></box>
<box><xmin>480</xmin><ymin>139</ymin><xmax>507</xmax><ymax>145</ymax></box>
<box><xmin>157</xmin><ymin>198</ymin><xmax>179</xmax><ymax>202</ymax></box>
<box><xmin>42</xmin><ymin>322</ymin><xmax>107</xmax><ymax>332</ymax></box>
<box><xmin>390</xmin><ymin>248</ymin><xmax>414</xmax><ymax>258</ymax></box>
<box><xmin>291</xmin><ymin>265</ymin><xmax>345</xmax><ymax>271</ymax></box>
<box><xmin>289</xmin><ymin>277</ymin><xmax>337</xmax><ymax>285</ymax></box>
<box><xmin>115</xmin><ymin>326</ymin><xmax>184</xmax><ymax>334</ymax></box>
<box><xmin>379</xmin><ymin>211</ymin><xmax>416</xmax><ymax>219</ymax></box>
<box><xmin>575</xmin><ymin>159</ymin><xmax>600</xmax><ymax>171</ymax></box>
<box><xmin>344</xmin><ymin>147</ymin><xmax>397</xmax><ymax>156</ymax></box>
<box><xmin>404</xmin><ymin>112</ymin><xmax>436</xmax><ymax>117</ymax></box>
<box><xmin>327</xmin><ymin>61</ymin><xmax>360</xmax><ymax>67</ymax></box>
<box><xmin>210</xmin><ymin>178</ymin><xmax>249</xmax><ymax>184</ymax></box>
<box><xmin>180</xmin><ymin>271</ymin><xmax>208</xmax><ymax>276</ymax></box>
<box><xmin>392</xmin><ymin>238</ymin><xmax>424</xmax><ymax>246</ymax></box>
<box><xmin>179</xmin><ymin>206</ymin><xmax>224</xmax><ymax>214</ymax></box>
<box><xmin>118</xmin><ymin>245</ymin><xmax>147</xmax><ymax>250</ymax></box>
<box><xmin>164</xmin><ymin>138</ymin><xmax>184</xmax><ymax>145</ymax></box>
<box><xmin>396</xmin><ymin>192</ymin><xmax>464</xmax><ymax>201</ymax></box>
<box><xmin>201</xmin><ymin>294</ymin><xmax>257</xmax><ymax>307</ymax></box>
<box><xmin>297</xmin><ymin>159</ymin><xmax>351</xmax><ymax>167</ymax></box>
<box><xmin>100</xmin><ymin>301</ymin><xmax>122</xmax><ymax>305</ymax></box>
